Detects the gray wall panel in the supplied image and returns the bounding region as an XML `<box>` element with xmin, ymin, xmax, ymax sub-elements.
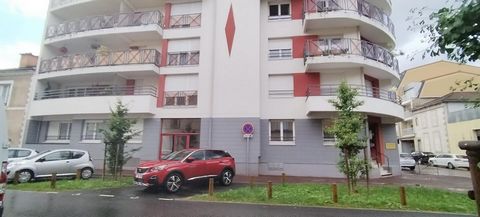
<box><xmin>382</xmin><ymin>124</ymin><xmax>401</xmax><ymax>175</ymax></box>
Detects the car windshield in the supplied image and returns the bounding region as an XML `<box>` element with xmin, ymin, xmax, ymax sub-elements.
<box><xmin>25</xmin><ymin>150</ymin><xmax>50</xmax><ymax>160</ymax></box>
<box><xmin>162</xmin><ymin>150</ymin><xmax>194</xmax><ymax>161</ymax></box>
<box><xmin>400</xmin><ymin>153</ymin><xmax>412</xmax><ymax>158</ymax></box>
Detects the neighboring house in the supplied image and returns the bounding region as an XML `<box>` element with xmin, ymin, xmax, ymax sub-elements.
<box><xmin>0</xmin><ymin>53</ymin><xmax>37</xmax><ymax>146</ymax></box>
<box><xmin>396</xmin><ymin>61</ymin><xmax>480</xmax><ymax>153</ymax></box>
<box><xmin>23</xmin><ymin>0</ymin><xmax>402</xmax><ymax>178</ymax></box>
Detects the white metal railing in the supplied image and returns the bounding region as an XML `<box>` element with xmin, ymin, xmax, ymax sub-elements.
<box><xmin>34</xmin><ymin>85</ymin><xmax>157</xmax><ymax>100</ymax></box>
<box><xmin>46</xmin><ymin>10</ymin><xmax>164</xmax><ymax>39</ymax></box>
<box><xmin>39</xmin><ymin>49</ymin><xmax>161</xmax><ymax>73</ymax></box>
<box><xmin>164</xmin><ymin>91</ymin><xmax>198</xmax><ymax>106</ymax></box>
<box><xmin>168</xmin><ymin>13</ymin><xmax>201</xmax><ymax>28</ymax></box>
<box><xmin>306</xmin><ymin>84</ymin><xmax>400</xmax><ymax>104</ymax></box>
<box><xmin>304</xmin><ymin>0</ymin><xmax>395</xmax><ymax>36</ymax></box>
<box><xmin>167</xmin><ymin>51</ymin><xmax>200</xmax><ymax>66</ymax></box>
<box><xmin>269</xmin><ymin>49</ymin><xmax>293</xmax><ymax>59</ymax></box>
<box><xmin>304</xmin><ymin>38</ymin><xmax>399</xmax><ymax>73</ymax></box>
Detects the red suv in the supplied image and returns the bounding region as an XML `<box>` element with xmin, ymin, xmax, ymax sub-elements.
<box><xmin>134</xmin><ymin>149</ymin><xmax>235</xmax><ymax>193</ymax></box>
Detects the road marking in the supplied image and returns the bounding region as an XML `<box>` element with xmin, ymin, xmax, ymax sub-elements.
<box><xmin>72</xmin><ymin>193</ymin><xmax>82</xmax><ymax>196</ymax></box>
<box><xmin>130</xmin><ymin>196</ymin><xmax>139</xmax><ymax>200</ymax></box>
<box><xmin>158</xmin><ymin>198</ymin><xmax>174</xmax><ymax>201</ymax></box>
<box><xmin>99</xmin><ymin>194</ymin><xmax>115</xmax><ymax>198</ymax></box>
<box><xmin>46</xmin><ymin>192</ymin><xmax>58</xmax><ymax>194</ymax></box>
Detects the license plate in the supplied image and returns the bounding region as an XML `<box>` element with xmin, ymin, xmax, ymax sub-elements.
<box><xmin>135</xmin><ymin>174</ymin><xmax>143</xmax><ymax>179</ymax></box>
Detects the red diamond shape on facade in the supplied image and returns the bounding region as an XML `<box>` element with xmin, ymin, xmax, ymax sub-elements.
<box><xmin>225</xmin><ymin>4</ymin><xmax>236</xmax><ymax>56</ymax></box>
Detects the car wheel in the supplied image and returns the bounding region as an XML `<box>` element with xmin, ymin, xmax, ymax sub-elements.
<box><xmin>409</xmin><ymin>166</ymin><xmax>415</xmax><ymax>171</ymax></box>
<box><xmin>80</xmin><ymin>168</ymin><xmax>93</xmax><ymax>179</ymax></box>
<box><xmin>17</xmin><ymin>169</ymin><xmax>33</xmax><ymax>183</ymax></box>
<box><xmin>220</xmin><ymin>169</ymin><xmax>234</xmax><ymax>186</ymax></box>
<box><xmin>448</xmin><ymin>162</ymin><xmax>455</xmax><ymax>169</ymax></box>
<box><xmin>165</xmin><ymin>173</ymin><xmax>183</xmax><ymax>193</ymax></box>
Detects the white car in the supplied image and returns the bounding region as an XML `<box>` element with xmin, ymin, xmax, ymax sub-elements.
<box><xmin>429</xmin><ymin>154</ymin><xmax>469</xmax><ymax>169</ymax></box>
<box><xmin>399</xmin><ymin>153</ymin><xmax>416</xmax><ymax>171</ymax></box>
<box><xmin>8</xmin><ymin>148</ymin><xmax>38</xmax><ymax>163</ymax></box>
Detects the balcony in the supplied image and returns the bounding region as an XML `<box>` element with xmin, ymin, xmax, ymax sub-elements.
<box><xmin>304</xmin><ymin>38</ymin><xmax>399</xmax><ymax>79</ymax></box>
<box><xmin>45</xmin><ymin>10</ymin><xmax>164</xmax><ymax>47</ymax></box>
<box><xmin>167</xmin><ymin>51</ymin><xmax>200</xmax><ymax>66</ymax></box>
<box><xmin>168</xmin><ymin>13</ymin><xmax>202</xmax><ymax>29</ymax></box>
<box><xmin>303</xmin><ymin>0</ymin><xmax>395</xmax><ymax>45</ymax></box>
<box><xmin>164</xmin><ymin>91</ymin><xmax>198</xmax><ymax>107</ymax></box>
<box><xmin>401</xmin><ymin>128</ymin><xmax>415</xmax><ymax>138</ymax></box>
<box><xmin>38</xmin><ymin>49</ymin><xmax>161</xmax><ymax>79</ymax></box>
<box><xmin>305</xmin><ymin>84</ymin><xmax>403</xmax><ymax>120</ymax></box>
<box><xmin>29</xmin><ymin>85</ymin><xmax>158</xmax><ymax>116</ymax></box>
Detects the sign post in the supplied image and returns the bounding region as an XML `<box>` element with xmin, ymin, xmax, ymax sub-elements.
<box><xmin>242</xmin><ymin>123</ymin><xmax>254</xmax><ymax>176</ymax></box>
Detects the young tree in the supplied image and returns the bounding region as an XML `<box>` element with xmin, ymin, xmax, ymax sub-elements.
<box><xmin>327</xmin><ymin>82</ymin><xmax>368</xmax><ymax>193</ymax></box>
<box><xmin>101</xmin><ymin>100</ymin><xmax>141</xmax><ymax>180</ymax></box>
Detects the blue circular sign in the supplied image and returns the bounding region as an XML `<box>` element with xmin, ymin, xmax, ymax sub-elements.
<box><xmin>242</xmin><ymin>123</ymin><xmax>254</xmax><ymax>135</ymax></box>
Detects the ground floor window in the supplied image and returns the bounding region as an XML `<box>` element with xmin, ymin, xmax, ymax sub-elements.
<box><xmin>82</xmin><ymin>120</ymin><xmax>105</xmax><ymax>141</ymax></box>
<box><xmin>46</xmin><ymin>121</ymin><xmax>72</xmax><ymax>141</ymax></box>
<box><xmin>322</xmin><ymin>119</ymin><xmax>336</xmax><ymax>145</ymax></box>
<box><xmin>269</xmin><ymin>119</ymin><xmax>295</xmax><ymax>145</ymax></box>
<box><xmin>160</xmin><ymin>119</ymin><xmax>201</xmax><ymax>158</ymax></box>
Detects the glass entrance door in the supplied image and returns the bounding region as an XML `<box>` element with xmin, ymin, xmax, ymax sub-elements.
<box><xmin>160</xmin><ymin>133</ymin><xmax>200</xmax><ymax>158</ymax></box>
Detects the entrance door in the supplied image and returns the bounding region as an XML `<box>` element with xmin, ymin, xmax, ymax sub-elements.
<box><xmin>160</xmin><ymin>133</ymin><xmax>200</xmax><ymax>159</ymax></box>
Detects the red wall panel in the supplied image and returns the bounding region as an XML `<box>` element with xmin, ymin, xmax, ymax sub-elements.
<box><xmin>293</xmin><ymin>73</ymin><xmax>320</xmax><ymax>97</ymax></box>
<box><xmin>291</xmin><ymin>0</ymin><xmax>303</xmax><ymax>20</ymax></box>
<box><xmin>156</xmin><ymin>75</ymin><xmax>166</xmax><ymax>108</ymax></box>
<box><xmin>292</xmin><ymin>35</ymin><xmax>318</xmax><ymax>59</ymax></box>
<box><xmin>164</xmin><ymin>3</ymin><xmax>172</xmax><ymax>28</ymax></box>
<box><xmin>160</xmin><ymin>39</ymin><xmax>168</xmax><ymax>67</ymax></box>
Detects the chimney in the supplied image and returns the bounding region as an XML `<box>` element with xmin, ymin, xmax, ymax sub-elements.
<box><xmin>19</xmin><ymin>53</ymin><xmax>38</xmax><ymax>68</ymax></box>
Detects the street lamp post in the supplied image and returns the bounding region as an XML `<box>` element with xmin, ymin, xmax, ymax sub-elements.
<box><xmin>459</xmin><ymin>141</ymin><xmax>480</xmax><ymax>217</ymax></box>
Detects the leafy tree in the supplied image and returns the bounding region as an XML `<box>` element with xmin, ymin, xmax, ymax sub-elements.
<box><xmin>327</xmin><ymin>82</ymin><xmax>369</xmax><ymax>193</ymax></box>
<box><xmin>101</xmin><ymin>100</ymin><xmax>141</xmax><ymax>180</ymax></box>
<box><xmin>410</xmin><ymin>0</ymin><xmax>480</xmax><ymax>62</ymax></box>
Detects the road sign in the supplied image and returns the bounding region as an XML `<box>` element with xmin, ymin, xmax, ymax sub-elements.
<box><xmin>242</xmin><ymin>122</ymin><xmax>254</xmax><ymax>138</ymax></box>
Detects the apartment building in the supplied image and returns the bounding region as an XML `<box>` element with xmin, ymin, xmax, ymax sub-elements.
<box><xmin>23</xmin><ymin>0</ymin><xmax>402</xmax><ymax>177</ymax></box>
<box><xmin>0</xmin><ymin>53</ymin><xmax>37</xmax><ymax>146</ymax></box>
<box><xmin>396</xmin><ymin>61</ymin><xmax>480</xmax><ymax>154</ymax></box>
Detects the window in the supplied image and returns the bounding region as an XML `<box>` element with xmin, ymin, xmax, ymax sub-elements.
<box><xmin>189</xmin><ymin>150</ymin><xmax>205</xmax><ymax>160</ymax></box>
<box><xmin>0</xmin><ymin>82</ymin><xmax>13</xmax><ymax>106</ymax></box>
<box><xmin>43</xmin><ymin>151</ymin><xmax>71</xmax><ymax>162</ymax></box>
<box><xmin>323</xmin><ymin>119</ymin><xmax>336</xmax><ymax>145</ymax></box>
<box><xmin>269</xmin><ymin>2</ymin><xmax>290</xmax><ymax>20</ymax></box>
<box><xmin>316</xmin><ymin>0</ymin><xmax>340</xmax><ymax>12</ymax></box>
<box><xmin>72</xmin><ymin>151</ymin><xmax>85</xmax><ymax>159</ymax></box>
<box><xmin>268</xmin><ymin>75</ymin><xmax>293</xmax><ymax>97</ymax></box>
<box><xmin>46</xmin><ymin>121</ymin><xmax>72</xmax><ymax>141</ymax></box>
<box><xmin>82</xmin><ymin>120</ymin><xmax>105</xmax><ymax>141</ymax></box>
<box><xmin>164</xmin><ymin>75</ymin><xmax>199</xmax><ymax>107</ymax></box>
<box><xmin>206</xmin><ymin>150</ymin><xmax>227</xmax><ymax>160</ymax></box>
<box><xmin>269</xmin><ymin>120</ymin><xmax>295</xmax><ymax>145</ymax></box>
<box><xmin>8</xmin><ymin>150</ymin><xmax>15</xmax><ymax>158</ymax></box>
<box><xmin>129</xmin><ymin>119</ymin><xmax>144</xmax><ymax>143</ymax></box>
<box><xmin>268</xmin><ymin>38</ymin><xmax>292</xmax><ymax>60</ymax></box>
<box><xmin>17</xmin><ymin>150</ymin><xmax>32</xmax><ymax>158</ymax></box>
<box><xmin>317</xmin><ymin>37</ymin><xmax>346</xmax><ymax>55</ymax></box>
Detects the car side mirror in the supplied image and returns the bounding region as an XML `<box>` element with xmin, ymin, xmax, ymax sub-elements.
<box><xmin>37</xmin><ymin>158</ymin><xmax>46</xmax><ymax>163</ymax></box>
<box><xmin>185</xmin><ymin>157</ymin><xmax>195</xmax><ymax>163</ymax></box>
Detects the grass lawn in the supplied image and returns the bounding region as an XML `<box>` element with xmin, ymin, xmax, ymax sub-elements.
<box><xmin>7</xmin><ymin>177</ymin><xmax>133</xmax><ymax>192</ymax></box>
<box><xmin>193</xmin><ymin>184</ymin><xmax>476</xmax><ymax>214</ymax></box>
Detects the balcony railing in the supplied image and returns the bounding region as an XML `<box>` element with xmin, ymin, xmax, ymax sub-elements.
<box><xmin>46</xmin><ymin>10</ymin><xmax>164</xmax><ymax>39</ymax></box>
<box><xmin>306</xmin><ymin>84</ymin><xmax>400</xmax><ymax>104</ymax></box>
<box><xmin>169</xmin><ymin>13</ymin><xmax>202</xmax><ymax>28</ymax></box>
<box><xmin>50</xmin><ymin>0</ymin><xmax>83</xmax><ymax>9</ymax></box>
<box><xmin>39</xmin><ymin>49</ymin><xmax>161</xmax><ymax>73</ymax></box>
<box><xmin>34</xmin><ymin>85</ymin><xmax>157</xmax><ymax>100</ymax></box>
<box><xmin>45</xmin><ymin>135</ymin><xmax>71</xmax><ymax>141</ymax></box>
<box><xmin>167</xmin><ymin>51</ymin><xmax>200</xmax><ymax>66</ymax></box>
<box><xmin>402</xmin><ymin>128</ymin><xmax>414</xmax><ymax>136</ymax></box>
<box><xmin>164</xmin><ymin>91</ymin><xmax>198</xmax><ymax>106</ymax></box>
<box><xmin>304</xmin><ymin>0</ymin><xmax>395</xmax><ymax>36</ymax></box>
<box><xmin>304</xmin><ymin>38</ymin><xmax>399</xmax><ymax>73</ymax></box>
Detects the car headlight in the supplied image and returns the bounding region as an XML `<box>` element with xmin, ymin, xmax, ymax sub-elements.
<box><xmin>149</xmin><ymin>165</ymin><xmax>166</xmax><ymax>172</ymax></box>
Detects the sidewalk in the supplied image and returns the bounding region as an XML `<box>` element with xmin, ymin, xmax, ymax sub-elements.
<box><xmin>235</xmin><ymin>172</ymin><xmax>473</xmax><ymax>192</ymax></box>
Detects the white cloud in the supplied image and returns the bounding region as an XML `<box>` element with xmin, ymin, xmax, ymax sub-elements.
<box><xmin>0</xmin><ymin>41</ymin><xmax>40</xmax><ymax>69</ymax></box>
<box><xmin>4</xmin><ymin>0</ymin><xmax>49</xmax><ymax>18</ymax></box>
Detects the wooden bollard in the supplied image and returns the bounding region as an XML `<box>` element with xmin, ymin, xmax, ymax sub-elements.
<box><xmin>400</xmin><ymin>186</ymin><xmax>407</xmax><ymax>206</ymax></box>
<box><xmin>332</xmin><ymin>183</ymin><xmax>338</xmax><ymax>203</ymax></box>
<box><xmin>281</xmin><ymin>173</ymin><xmax>286</xmax><ymax>185</ymax></box>
<box><xmin>208</xmin><ymin>178</ymin><xmax>214</xmax><ymax>197</ymax></box>
<box><xmin>267</xmin><ymin>181</ymin><xmax>273</xmax><ymax>199</ymax></box>
<box><xmin>249</xmin><ymin>176</ymin><xmax>255</xmax><ymax>189</ymax></box>
<box><xmin>76</xmin><ymin>169</ymin><xmax>81</xmax><ymax>180</ymax></box>
<box><xmin>51</xmin><ymin>173</ymin><xmax>57</xmax><ymax>189</ymax></box>
<box><xmin>13</xmin><ymin>171</ymin><xmax>20</xmax><ymax>185</ymax></box>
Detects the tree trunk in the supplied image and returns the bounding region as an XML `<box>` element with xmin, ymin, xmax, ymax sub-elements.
<box><xmin>102</xmin><ymin>143</ymin><xmax>107</xmax><ymax>181</ymax></box>
<box><xmin>364</xmin><ymin>147</ymin><xmax>370</xmax><ymax>192</ymax></box>
<box><xmin>114</xmin><ymin>143</ymin><xmax>119</xmax><ymax>180</ymax></box>
<box><xmin>344</xmin><ymin>148</ymin><xmax>351</xmax><ymax>194</ymax></box>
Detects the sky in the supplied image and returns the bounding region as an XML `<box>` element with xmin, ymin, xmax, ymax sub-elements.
<box><xmin>0</xmin><ymin>0</ymin><xmax>476</xmax><ymax>71</ymax></box>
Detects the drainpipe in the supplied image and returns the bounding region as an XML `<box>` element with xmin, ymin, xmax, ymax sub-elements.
<box><xmin>459</xmin><ymin>141</ymin><xmax>480</xmax><ymax>217</ymax></box>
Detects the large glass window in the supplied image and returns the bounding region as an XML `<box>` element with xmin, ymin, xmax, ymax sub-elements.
<box><xmin>268</xmin><ymin>38</ymin><xmax>292</xmax><ymax>60</ymax></box>
<box><xmin>82</xmin><ymin>120</ymin><xmax>105</xmax><ymax>141</ymax></box>
<box><xmin>0</xmin><ymin>82</ymin><xmax>12</xmax><ymax>105</ymax></box>
<box><xmin>323</xmin><ymin>119</ymin><xmax>336</xmax><ymax>145</ymax></box>
<box><xmin>46</xmin><ymin>121</ymin><xmax>72</xmax><ymax>141</ymax></box>
<box><xmin>269</xmin><ymin>120</ymin><xmax>295</xmax><ymax>145</ymax></box>
<box><xmin>269</xmin><ymin>2</ymin><xmax>291</xmax><ymax>20</ymax></box>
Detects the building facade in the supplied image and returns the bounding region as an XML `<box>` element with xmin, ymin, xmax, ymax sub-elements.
<box><xmin>396</xmin><ymin>61</ymin><xmax>480</xmax><ymax>154</ymax></box>
<box><xmin>23</xmin><ymin>0</ymin><xmax>402</xmax><ymax>177</ymax></box>
<box><xmin>0</xmin><ymin>53</ymin><xmax>37</xmax><ymax>146</ymax></box>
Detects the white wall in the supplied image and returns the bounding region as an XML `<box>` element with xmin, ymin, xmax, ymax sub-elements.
<box><xmin>412</xmin><ymin>104</ymin><xmax>450</xmax><ymax>153</ymax></box>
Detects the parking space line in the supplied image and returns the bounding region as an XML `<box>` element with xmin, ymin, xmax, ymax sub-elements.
<box><xmin>99</xmin><ymin>194</ymin><xmax>115</xmax><ymax>198</ymax></box>
<box><xmin>72</xmin><ymin>193</ymin><xmax>82</xmax><ymax>196</ymax></box>
<box><xmin>158</xmin><ymin>198</ymin><xmax>174</xmax><ymax>201</ymax></box>
<box><xmin>130</xmin><ymin>196</ymin><xmax>139</xmax><ymax>200</ymax></box>
<box><xmin>46</xmin><ymin>192</ymin><xmax>58</xmax><ymax>194</ymax></box>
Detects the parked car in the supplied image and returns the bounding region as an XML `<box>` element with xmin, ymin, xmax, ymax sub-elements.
<box><xmin>8</xmin><ymin>148</ymin><xmax>38</xmax><ymax>163</ymax></box>
<box><xmin>399</xmin><ymin>153</ymin><xmax>416</xmax><ymax>171</ymax></box>
<box><xmin>429</xmin><ymin>154</ymin><xmax>469</xmax><ymax>169</ymax></box>
<box><xmin>411</xmin><ymin>151</ymin><xmax>436</xmax><ymax>164</ymax></box>
<box><xmin>134</xmin><ymin>149</ymin><xmax>236</xmax><ymax>193</ymax></box>
<box><xmin>6</xmin><ymin>149</ymin><xmax>94</xmax><ymax>183</ymax></box>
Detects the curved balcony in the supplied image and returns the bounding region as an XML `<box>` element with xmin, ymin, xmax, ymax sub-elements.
<box><xmin>38</xmin><ymin>49</ymin><xmax>161</xmax><ymax>79</ymax></box>
<box><xmin>304</xmin><ymin>38</ymin><xmax>399</xmax><ymax>80</ymax></box>
<box><xmin>30</xmin><ymin>85</ymin><xmax>158</xmax><ymax>116</ymax></box>
<box><xmin>305</xmin><ymin>84</ymin><xmax>403</xmax><ymax>120</ymax></box>
<box><xmin>303</xmin><ymin>0</ymin><xmax>395</xmax><ymax>46</ymax></box>
<box><xmin>45</xmin><ymin>10</ymin><xmax>164</xmax><ymax>47</ymax></box>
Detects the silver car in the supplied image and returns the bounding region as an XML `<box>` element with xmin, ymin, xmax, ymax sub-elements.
<box><xmin>8</xmin><ymin>148</ymin><xmax>38</xmax><ymax>163</ymax></box>
<box><xmin>400</xmin><ymin>153</ymin><xmax>416</xmax><ymax>171</ymax></box>
<box><xmin>7</xmin><ymin>149</ymin><xmax>94</xmax><ymax>183</ymax></box>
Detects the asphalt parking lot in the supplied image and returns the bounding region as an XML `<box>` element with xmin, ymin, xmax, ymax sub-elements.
<box><xmin>402</xmin><ymin>164</ymin><xmax>471</xmax><ymax>178</ymax></box>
